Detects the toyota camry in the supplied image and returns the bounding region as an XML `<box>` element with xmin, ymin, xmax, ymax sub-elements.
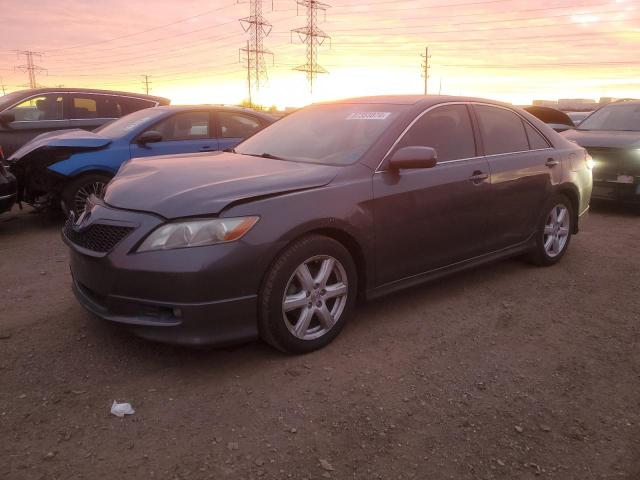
<box><xmin>63</xmin><ymin>96</ymin><xmax>593</xmax><ymax>353</ymax></box>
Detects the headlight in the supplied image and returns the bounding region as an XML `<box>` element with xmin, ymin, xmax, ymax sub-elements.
<box><xmin>137</xmin><ymin>216</ymin><xmax>259</xmax><ymax>252</ymax></box>
<box><xmin>585</xmin><ymin>154</ymin><xmax>594</xmax><ymax>170</ymax></box>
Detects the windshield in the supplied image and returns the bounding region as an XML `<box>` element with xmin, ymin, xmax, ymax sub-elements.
<box><xmin>234</xmin><ymin>103</ymin><xmax>405</xmax><ymax>165</ymax></box>
<box><xmin>578</xmin><ymin>103</ymin><xmax>640</xmax><ymax>132</ymax></box>
<box><xmin>94</xmin><ymin>108</ymin><xmax>163</xmax><ymax>137</ymax></box>
<box><xmin>0</xmin><ymin>91</ymin><xmax>29</xmax><ymax>111</ymax></box>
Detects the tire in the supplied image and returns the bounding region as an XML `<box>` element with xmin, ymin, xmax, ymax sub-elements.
<box><xmin>527</xmin><ymin>193</ymin><xmax>574</xmax><ymax>266</ymax></box>
<box><xmin>259</xmin><ymin>235</ymin><xmax>358</xmax><ymax>354</ymax></box>
<box><xmin>61</xmin><ymin>173</ymin><xmax>112</xmax><ymax>217</ymax></box>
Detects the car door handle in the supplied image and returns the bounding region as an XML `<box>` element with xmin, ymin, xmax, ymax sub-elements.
<box><xmin>469</xmin><ymin>171</ymin><xmax>489</xmax><ymax>183</ymax></box>
<box><xmin>200</xmin><ymin>145</ymin><xmax>215</xmax><ymax>152</ymax></box>
<box><xmin>545</xmin><ymin>158</ymin><xmax>560</xmax><ymax>167</ymax></box>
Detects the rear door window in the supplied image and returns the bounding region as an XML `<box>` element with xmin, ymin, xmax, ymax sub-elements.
<box><xmin>395</xmin><ymin>104</ymin><xmax>476</xmax><ymax>162</ymax></box>
<box><xmin>119</xmin><ymin>97</ymin><xmax>156</xmax><ymax>116</ymax></box>
<box><xmin>475</xmin><ymin>105</ymin><xmax>530</xmax><ymax>155</ymax></box>
<box><xmin>7</xmin><ymin>94</ymin><xmax>64</xmax><ymax>121</ymax></box>
<box><xmin>146</xmin><ymin>112</ymin><xmax>211</xmax><ymax>141</ymax></box>
<box><xmin>218</xmin><ymin>112</ymin><xmax>262</xmax><ymax>138</ymax></box>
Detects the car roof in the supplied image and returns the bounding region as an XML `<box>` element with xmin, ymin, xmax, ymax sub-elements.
<box><xmin>318</xmin><ymin>94</ymin><xmax>516</xmax><ymax>109</ymax></box>
<box><xmin>152</xmin><ymin>104</ymin><xmax>275</xmax><ymax>120</ymax></box>
<box><xmin>5</xmin><ymin>87</ymin><xmax>169</xmax><ymax>104</ymax></box>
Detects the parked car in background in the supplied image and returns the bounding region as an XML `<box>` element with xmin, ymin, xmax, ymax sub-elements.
<box><xmin>7</xmin><ymin>105</ymin><xmax>273</xmax><ymax>215</ymax></box>
<box><xmin>0</xmin><ymin>146</ymin><xmax>17</xmax><ymax>214</ymax></box>
<box><xmin>562</xmin><ymin>99</ymin><xmax>640</xmax><ymax>204</ymax></box>
<box><xmin>566</xmin><ymin>111</ymin><xmax>592</xmax><ymax>126</ymax></box>
<box><xmin>0</xmin><ymin>88</ymin><xmax>169</xmax><ymax>158</ymax></box>
<box><xmin>63</xmin><ymin>95</ymin><xmax>592</xmax><ymax>353</ymax></box>
<box><xmin>524</xmin><ymin>106</ymin><xmax>576</xmax><ymax>132</ymax></box>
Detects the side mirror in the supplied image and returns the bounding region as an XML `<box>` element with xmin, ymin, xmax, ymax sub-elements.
<box><xmin>136</xmin><ymin>130</ymin><xmax>163</xmax><ymax>145</ymax></box>
<box><xmin>0</xmin><ymin>112</ymin><xmax>15</xmax><ymax>126</ymax></box>
<box><xmin>388</xmin><ymin>146</ymin><xmax>438</xmax><ymax>170</ymax></box>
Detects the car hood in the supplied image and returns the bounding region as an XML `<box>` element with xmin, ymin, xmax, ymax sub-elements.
<box><xmin>561</xmin><ymin>129</ymin><xmax>640</xmax><ymax>149</ymax></box>
<box><xmin>104</xmin><ymin>152</ymin><xmax>339</xmax><ymax>218</ymax></box>
<box><xmin>7</xmin><ymin>129</ymin><xmax>112</xmax><ymax>161</ymax></box>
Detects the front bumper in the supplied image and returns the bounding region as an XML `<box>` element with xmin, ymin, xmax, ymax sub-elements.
<box><xmin>63</xmin><ymin>201</ymin><xmax>272</xmax><ymax>346</ymax></box>
<box><xmin>591</xmin><ymin>179</ymin><xmax>640</xmax><ymax>203</ymax></box>
<box><xmin>71</xmin><ymin>275</ymin><xmax>258</xmax><ymax>346</ymax></box>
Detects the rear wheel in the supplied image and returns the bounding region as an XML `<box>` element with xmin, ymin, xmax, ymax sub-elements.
<box><xmin>61</xmin><ymin>173</ymin><xmax>112</xmax><ymax>217</ymax></box>
<box><xmin>259</xmin><ymin>235</ymin><xmax>357</xmax><ymax>354</ymax></box>
<box><xmin>528</xmin><ymin>194</ymin><xmax>573</xmax><ymax>266</ymax></box>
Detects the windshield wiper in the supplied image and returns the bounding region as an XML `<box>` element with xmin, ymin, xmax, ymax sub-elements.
<box><xmin>259</xmin><ymin>152</ymin><xmax>285</xmax><ymax>160</ymax></box>
<box><xmin>223</xmin><ymin>147</ymin><xmax>236</xmax><ymax>153</ymax></box>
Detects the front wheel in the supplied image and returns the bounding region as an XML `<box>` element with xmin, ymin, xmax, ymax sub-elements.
<box><xmin>61</xmin><ymin>173</ymin><xmax>112</xmax><ymax>217</ymax></box>
<box><xmin>259</xmin><ymin>235</ymin><xmax>357</xmax><ymax>354</ymax></box>
<box><xmin>528</xmin><ymin>194</ymin><xmax>573</xmax><ymax>266</ymax></box>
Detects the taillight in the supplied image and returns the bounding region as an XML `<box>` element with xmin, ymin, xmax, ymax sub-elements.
<box><xmin>0</xmin><ymin>145</ymin><xmax>4</xmax><ymax>162</ymax></box>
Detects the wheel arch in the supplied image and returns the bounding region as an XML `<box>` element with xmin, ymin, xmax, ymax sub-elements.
<box><xmin>555</xmin><ymin>183</ymin><xmax>580</xmax><ymax>234</ymax></box>
<box><xmin>263</xmin><ymin>224</ymin><xmax>370</xmax><ymax>302</ymax></box>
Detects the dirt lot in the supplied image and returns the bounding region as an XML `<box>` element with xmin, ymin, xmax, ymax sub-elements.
<box><xmin>1</xmin><ymin>203</ymin><xmax>639</xmax><ymax>480</ymax></box>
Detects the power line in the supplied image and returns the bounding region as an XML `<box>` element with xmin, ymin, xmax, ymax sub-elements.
<box><xmin>292</xmin><ymin>0</ymin><xmax>331</xmax><ymax>93</ymax></box>
<box><xmin>45</xmin><ymin>2</ymin><xmax>239</xmax><ymax>53</ymax></box>
<box><xmin>14</xmin><ymin>50</ymin><xmax>46</xmax><ymax>88</ymax></box>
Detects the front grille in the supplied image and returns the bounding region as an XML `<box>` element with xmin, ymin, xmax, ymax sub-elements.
<box><xmin>586</xmin><ymin>147</ymin><xmax>639</xmax><ymax>180</ymax></box>
<box><xmin>64</xmin><ymin>220</ymin><xmax>134</xmax><ymax>253</ymax></box>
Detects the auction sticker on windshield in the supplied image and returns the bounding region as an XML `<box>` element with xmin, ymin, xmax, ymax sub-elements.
<box><xmin>346</xmin><ymin>112</ymin><xmax>391</xmax><ymax>120</ymax></box>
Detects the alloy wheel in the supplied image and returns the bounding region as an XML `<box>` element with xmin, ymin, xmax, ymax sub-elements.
<box><xmin>543</xmin><ymin>204</ymin><xmax>570</xmax><ymax>258</ymax></box>
<box><xmin>282</xmin><ymin>255</ymin><xmax>349</xmax><ymax>341</ymax></box>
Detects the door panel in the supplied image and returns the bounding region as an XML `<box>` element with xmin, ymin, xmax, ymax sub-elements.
<box><xmin>473</xmin><ymin>104</ymin><xmax>561</xmax><ymax>251</ymax></box>
<box><xmin>373</xmin><ymin>157</ymin><xmax>491</xmax><ymax>286</ymax></box>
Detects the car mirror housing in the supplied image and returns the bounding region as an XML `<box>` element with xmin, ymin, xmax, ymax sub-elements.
<box><xmin>137</xmin><ymin>130</ymin><xmax>163</xmax><ymax>145</ymax></box>
<box><xmin>388</xmin><ymin>146</ymin><xmax>438</xmax><ymax>170</ymax></box>
<box><xmin>0</xmin><ymin>112</ymin><xmax>16</xmax><ymax>126</ymax></box>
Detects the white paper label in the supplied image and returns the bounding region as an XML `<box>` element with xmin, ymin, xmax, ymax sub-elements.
<box><xmin>346</xmin><ymin>112</ymin><xmax>391</xmax><ymax>120</ymax></box>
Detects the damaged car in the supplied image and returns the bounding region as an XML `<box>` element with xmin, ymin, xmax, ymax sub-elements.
<box><xmin>64</xmin><ymin>95</ymin><xmax>592</xmax><ymax>353</ymax></box>
<box><xmin>7</xmin><ymin>105</ymin><xmax>273</xmax><ymax>215</ymax></box>
<box><xmin>562</xmin><ymin>99</ymin><xmax>640</xmax><ymax>204</ymax></box>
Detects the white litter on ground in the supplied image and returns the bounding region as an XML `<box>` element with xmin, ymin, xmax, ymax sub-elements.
<box><xmin>110</xmin><ymin>401</ymin><xmax>135</xmax><ymax>417</ymax></box>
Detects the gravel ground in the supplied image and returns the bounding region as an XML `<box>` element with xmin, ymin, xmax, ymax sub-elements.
<box><xmin>1</xmin><ymin>203</ymin><xmax>639</xmax><ymax>480</ymax></box>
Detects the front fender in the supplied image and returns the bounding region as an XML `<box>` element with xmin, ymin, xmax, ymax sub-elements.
<box><xmin>47</xmin><ymin>148</ymin><xmax>130</xmax><ymax>177</ymax></box>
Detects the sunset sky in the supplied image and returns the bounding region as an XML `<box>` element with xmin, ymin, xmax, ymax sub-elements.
<box><xmin>1</xmin><ymin>0</ymin><xmax>639</xmax><ymax>108</ymax></box>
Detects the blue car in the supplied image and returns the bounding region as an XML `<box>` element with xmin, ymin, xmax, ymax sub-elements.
<box><xmin>7</xmin><ymin>105</ymin><xmax>274</xmax><ymax>215</ymax></box>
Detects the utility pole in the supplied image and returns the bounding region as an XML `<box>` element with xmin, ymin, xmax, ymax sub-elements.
<box><xmin>292</xmin><ymin>0</ymin><xmax>331</xmax><ymax>94</ymax></box>
<box><xmin>421</xmin><ymin>47</ymin><xmax>430</xmax><ymax>95</ymax></box>
<box><xmin>239</xmin><ymin>0</ymin><xmax>273</xmax><ymax>105</ymax></box>
<box><xmin>244</xmin><ymin>41</ymin><xmax>252</xmax><ymax>107</ymax></box>
<box><xmin>141</xmin><ymin>75</ymin><xmax>151</xmax><ymax>94</ymax></box>
<box><xmin>0</xmin><ymin>77</ymin><xmax>6</xmax><ymax>95</ymax></box>
<box><xmin>14</xmin><ymin>50</ymin><xmax>46</xmax><ymax>89</ymax></box>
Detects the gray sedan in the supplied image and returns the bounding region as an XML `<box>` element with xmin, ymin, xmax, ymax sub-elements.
<box><xmin>63</xmin><ymin>95</ymin><xmax>593</xmax><ymax>353</ymax></box>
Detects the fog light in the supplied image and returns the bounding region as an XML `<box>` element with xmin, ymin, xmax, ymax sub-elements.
<box><xmin>173</xmin><ymin>308</ymin><xmax>183</xmax><ymax>318</ymax></box>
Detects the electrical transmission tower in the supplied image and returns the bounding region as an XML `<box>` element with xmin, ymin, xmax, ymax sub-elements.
<box><xmin>14</xmin><ymin>50</ymin><xmax>46</xmax><ymax>89</ymax></box>
<box><xmin>239</xmin><ymin>0</ymin><xmax>273</xmax><ymax>105</ymax></box>
<box><xmin>141</xmin><ymin>75</ymin><xmax>151</xmax><ymax>94</ymax></box>
<box><xmin>421</xmin><ymin>47</ymin><xmax>431</xmax><ymax>95</ymax></box>
<box><xmin>292</xmin><ymin>0</ymin><xmax>331</xmax><ymax>94</ymax></box>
